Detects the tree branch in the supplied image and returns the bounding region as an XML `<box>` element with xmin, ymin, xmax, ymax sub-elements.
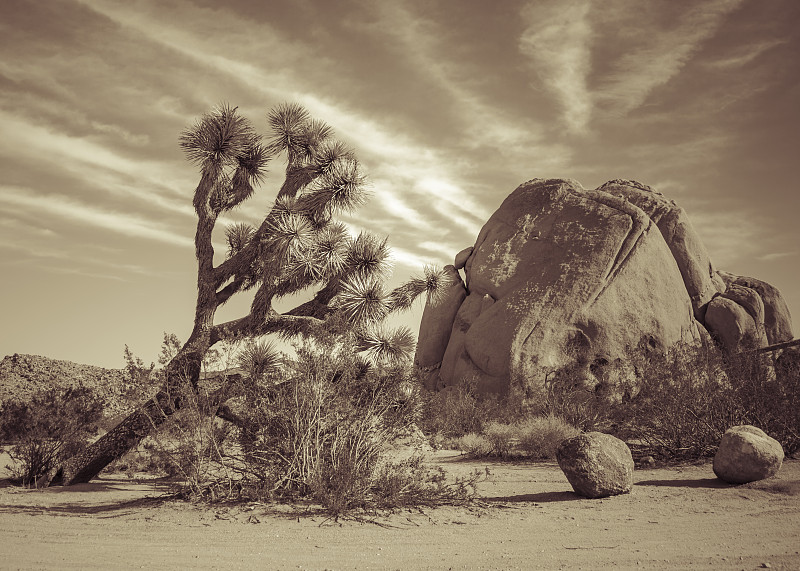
<box><xmin>215</xmin><ymin>277</ymin><xmax>246</xmax><ymax>306</ymax></box>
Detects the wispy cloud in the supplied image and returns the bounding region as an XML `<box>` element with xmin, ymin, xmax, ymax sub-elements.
<box><xmin>361</xmin><ymin>2</ymin><xmax>548</xmax><ymax>149</ymax></box>
<box><xmin>594</xmin><ymin>0</ymin><xmax>744</xmax><ymax>115</ymax></box>
<box><xmin>519</xmin><ymin>0</ymin><xmax>594</xmax><ymax>134</ymax></box>
<box><xmin>518</xmin><ymin>0</ymin><xmax>744</xmax><ymax>133</ymax></box>
<box><xmin>0</xmin><ymin>238</ymin><xmax>160</xmax><ymax>281</ymax></box>
<box><xmin>704</xmin><ymin>39</ymin><xmax>787</xmax><ymax>70</ymax></box>
<box><xmin>0</xmin><ymin>111</ymin><xmax>194</xmax><ymax>217</ymax></box>
<box><xmin>0</xmin><ymin>186</ymin><xmax>192</xmax><ymax>248</ymax></box>
<box><xmin>758</xmin><ymin>251</ymin><xmax>798</xmax><ymax>263</ymax></box>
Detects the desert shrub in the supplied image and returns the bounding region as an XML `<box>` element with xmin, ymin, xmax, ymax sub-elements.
<box><xmin>454</xmin><ymin>415</ymin><xmax>579</xmax><ymax>459</ymax></box>
<box><xmin>419</xmin><ymin>381</ymin><xmax>523</xmax><ymax>439</ymax></box>
<box><xmin>369</xmin><ymin>456</ymin><xmax>481</xmax><ymax>509</ymax></box>
<box><xmin>231</xmin><ymin>337</ymin><xmax>473</xmax><ymax>516</ymax></box>
<box><xmin>456</xmin><ymin>432</ymin><xmax>493</xmax><ymax>458</ymax></box>
<box><xmin>111</xmin><ymin>338</ymin><xmax>242</xmax><ymax>496</ymax></box>
<box><xmin>533</xmin><ymin>365</ymin><xmax>615</xmax><ymax>432</ymax></box>
<box><xmin>0</xmin><ymin>386</ymin><xmax>103</xmax><ymax>486</ymax></box>
<box><xmin>517</xmin><ymin>414</ymin><xmax>580</xmax><ymax>459</ymax></box>
<box><xmin>483</xmin><ymin>421</ymin><xmax>517</xmax><ymax>458</ymax></box>
<box><xmin>115</xmin><ymin>331</ymin><xmax>477</xmax><ymax>514</ymax></box>
<box><xmin>611</xmin><ymin>342</ymin><xmax>800</xmax><ymax>459</ymax></box>
<box><xmin>148</xmin><ymin>380</ymin><xmax>239</xmax><ymax>495</ymax></box>
<box><xmin>419</xmin><ymin>387</ymin><xmax>485</xmax><ymax>437</ymax></box>
<box><xmin>722</xmin><ymin>348</ymin><xmax>800</xmax><ymax>453</ymax></box>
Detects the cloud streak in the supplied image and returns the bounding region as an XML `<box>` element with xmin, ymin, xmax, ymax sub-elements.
<box><xmin>519</xmin><ymin>0</ymin><xmax>744</xmax><ymax>133</ymax></box>
<box><xmin>0</xmin><ymin>187</ymin><xmax>193</xmax><ymax>248</ymax></box>
<box><xmin>594</xmin><ymin>0</ymin><xmax>745</xmax><ymax>116</ymax></box>
<box><xmin>519</xmin><ymin>0</ymin><xmax>594</xmax><ymax>134</ymax></box>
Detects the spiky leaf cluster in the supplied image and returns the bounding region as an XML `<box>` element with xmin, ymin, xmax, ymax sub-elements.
<box><xmin>237</xmin><ymin>339</ymin><xmax>282</xmax><ymax>381</ymax></box>
<box><xmin>387</xmin><ymin>265</ymin><xmax>453</xmax><ymax>312</ymax></box>
<box><xmin>226</xmin><ymin>222</ymin><xmax>256</xmax><ymax>258</ymax></box>
<box><xmin>355</xmin><ymin>325</ymin><xmax>416</xmax><ymax>364</ymax></box>
<box><xmin>333</xmin><ymin>275</ymin><xmax>390</xmax><ymax>325</ymax></box>
<box><xmin>180</xmin><ymin>103</ymin><xmax>271</xmax><ymax>215</ymax></box>
<box><xmin>343</xmin><ymin>232</ymin><xmax>391</xmax><ymax>281</ymax></box>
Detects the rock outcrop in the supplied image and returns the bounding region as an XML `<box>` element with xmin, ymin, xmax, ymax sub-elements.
<box><xmin>556</xmin><ymin>432</ymin><xmax>634</xmax><ymax>498</ymax></box>
<box><xmin>713</xmin><ymin>425</ymin><xmax>784</xmax><ymax>484</ymax></box>
<box><xmin>415</xmin><ymin>178</ymin><xmax>794</xmax><ymax>396</ymax></box>
<box><xmin>0</xmin><ymin>353</ymin><xmax>131</xmax><ymax>415</ymax></box>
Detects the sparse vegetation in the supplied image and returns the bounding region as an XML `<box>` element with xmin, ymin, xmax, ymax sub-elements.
<box><xmin>220</xmin><ymin>324</ymin><xmax>478</xmax><ymax>517</ymax></box>
<box><xmin>0</xmin><ymin>386</ymin><xmax>103</xmax><ymax>486</ymax></box>
<box><xmin>453</xmin><ymin>416</ymin><xmax>579</xmax><ymax>460</ymax></box>
<box><xmin>614</xmin><ymin>343</ymin><xmax>800</xmax><ymax>459</ymax></box>
<box><xmin>422</xmin><ymin>341</ymin><xmax>800</xmax><ymax>463</ymax></box>
<box><xmin>517</xmin><ymin>414</ymin><xmax>581</xmax><ymax>459</ymax></box>
<box><xmin>419</xmin><ymin>380</ymin><xmax>522</xmax><ymax>442</ymax></box>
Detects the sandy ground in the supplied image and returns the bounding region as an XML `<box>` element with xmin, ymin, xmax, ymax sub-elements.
<box><xmin>0</xmin><ymin>450</ymin><xmax>798</xmax><ymax>570</ymax></box>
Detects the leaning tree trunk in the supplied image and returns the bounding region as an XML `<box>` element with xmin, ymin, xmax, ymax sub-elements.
<box><xmin>41</xmin><ymin>339</ymin><xmax>207</xmax><ymax>486</ymax></box>
<box><xmin>44</xmin><ymin>191</ymin><xmax>224</xmax><ymax>486</ymax></box>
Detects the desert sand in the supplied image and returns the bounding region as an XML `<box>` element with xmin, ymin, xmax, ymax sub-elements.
<box><xmin>1</xmin><ymin>450</ymin><xmax>798</xmax><ymax>570</ymax></box>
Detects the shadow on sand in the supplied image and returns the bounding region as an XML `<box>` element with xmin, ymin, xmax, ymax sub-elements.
<box><xmin>483</xmin><ymin>490</ymin><xmax>582</xmax><ymax>503</ymax></box>
<box><xmin>635</xmin><ymin>477</ymin><xmax>729</xmax><ymax>489</ymax></box>
<box><xmin>0</xmin><ymin>494</ymin><xmax>170</xmax><ymax>517</ymax></box>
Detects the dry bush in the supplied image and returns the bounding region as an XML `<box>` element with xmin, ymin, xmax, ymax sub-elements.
<box><xmin>232</xmin><ymin>339</ymin><xmax>475</xmax><ymax>517</ymax></box>
<box><xmin>517</xmin><ymin>414</ymin><xmax>580</xmax><ymax>459</ymax></box>
<box><xmin>533</xmin><ymin>365</ymin><xmax>614</xmax><ymax>432</ymax></box>
<box><xmin>111</xmin><ymin>339</ymin><xmax>242</xmax><ymax>497</ymax></box>
<box><xmin>0</xmin><ymin>386</ymin><xmax>103</xmax><ymax>486</ymax></box>
<box><xmin>419</xmin><ymin>387</ymin><xmax>485</xmax><ymax>438</ymax></box>
<box><xmin>454</xmin><ymin>415</ymin><xmax>579</xmax><ymax>460</ymax></box>
<box><xmin>369</xmin><ymin>456</ymin><xmax>482</xmax><ymax>509</ymax></box>
<box><xmin>149</xmin><ymin>382</ymin><xmax>239</xmax><ymax>497</ymax></box>
<box><xmin>456</xmin><ymin>433</ymin><xmax>493</xmax><ymax>458</ymax></box>
<box><xmin>613</xmin><ymin>342</ymin><xmax>800</xmax><ymax>459</ymax></box>
<box><xmin>483</xmin><ymin>421</ymin><xmax>517</xmax><ymax>458</ymax></box>
<box><xmin>419</xmin><ymin>381</ymin><xmax>522</xmax><ymax>439</ymax></box>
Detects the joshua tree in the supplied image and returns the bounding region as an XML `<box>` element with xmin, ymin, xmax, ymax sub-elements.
<box><xmin>46</xmin><ymin>103</ymin><xmax>447</xmax><ymax>486</ymax></box>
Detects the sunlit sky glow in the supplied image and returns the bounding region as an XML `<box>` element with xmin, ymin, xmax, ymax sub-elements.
<box><xmin>1</xmin><ymin>0</ymin><xmax>798</xmax><ymax>367</ymax></box>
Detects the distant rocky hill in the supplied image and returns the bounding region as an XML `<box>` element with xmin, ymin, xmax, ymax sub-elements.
<box><xmin>0</xmin><ymin>353</ymin><xmax>137</xmax><ymax>416</ymax></box>
<box><xmin>0</xmin><ymin>354</ymin><xmax>239</xmax><ymax>419</ymax></box>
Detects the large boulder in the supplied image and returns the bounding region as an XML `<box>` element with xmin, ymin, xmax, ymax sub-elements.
<box><xmin>414</xmin><ymin>266</ymin><xmax>467</xmax><ymax>369</ymax></box>
<box><xmin>713</xmin><ymin>425</ymin><xmax>784</xmax><ymax>484</ymax></box>
<box><xmin>415</xmin><ymin>178</ymin><xmax>794</xmax><ymax>397</ymax></box>
<box><xmin>556</xmin><ymin>432</ymin><xmax>634</xmax><ymax>498</ymax></box>
<box><xmin>716</xmin><ymin>272</ymin><xmax>794</xmax><ymax>346</ymax></box>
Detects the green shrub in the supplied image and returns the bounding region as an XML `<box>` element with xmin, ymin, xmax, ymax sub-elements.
<box><xmin>0</xmin><ymin>386</ymin><xmax>103</xmax><ymax>486</ymax></box>
<box><xmin>517</xmin><ymin>414</ymin><xmax>580</xmax><ymax>459</ymax></box>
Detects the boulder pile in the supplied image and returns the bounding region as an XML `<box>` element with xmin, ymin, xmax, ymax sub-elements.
<box><xmin>416</xmin><ymin>178</ymin><xmax>794</xmax><ymax>397</ymax></box>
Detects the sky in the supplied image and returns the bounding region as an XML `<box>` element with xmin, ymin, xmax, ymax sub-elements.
<box><xmin>0</xmin><ymin>0</ymin><xmax>798</xmax><ymax>368</ymax></box>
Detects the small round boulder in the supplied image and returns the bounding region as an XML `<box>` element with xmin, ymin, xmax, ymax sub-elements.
<box><xmin>713</xmin><ymin>425</ymin><xmax>784</xmax><ymax>484</ymax></box>
<box><xmin>556</xmin><ymin>432</ymin><xmax>634</xmax><ymax>498</ymax></box>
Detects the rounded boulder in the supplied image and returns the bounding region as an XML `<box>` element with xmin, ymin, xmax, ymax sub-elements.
<box><xmin>556</xmin><ymin>432</ymin><xmax>634</xmax><ymax>498</ymax></box>
<box><xmin>713</xmin><ymin>425</ymin><xmax>784</xmax><ymax>484</ymax></box>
